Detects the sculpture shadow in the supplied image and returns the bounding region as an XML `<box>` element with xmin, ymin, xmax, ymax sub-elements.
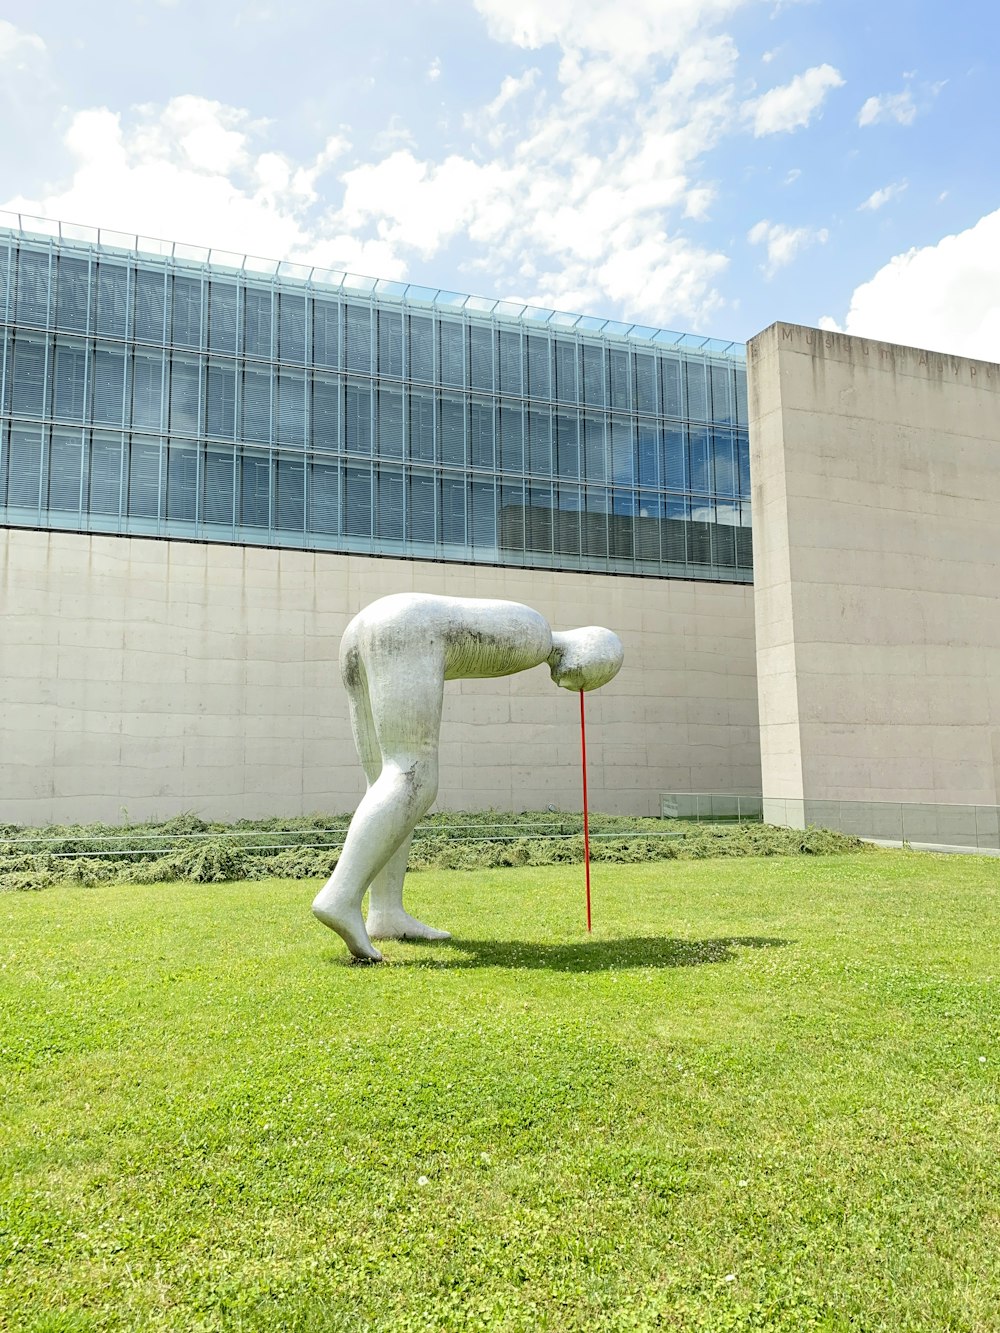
<box><xmin>393</xmin><ymin>935</ymin><xmax>790</xmax><ymax>972</ymax></box>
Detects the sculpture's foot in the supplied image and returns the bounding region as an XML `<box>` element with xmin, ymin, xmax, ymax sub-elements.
<box><xmin>312</xmin><ymin>893</ymin><xmax>384</xmax><ymax>962</ymax></box>
<box><xmin>366</xmin><ymin>908</ymin><xmax>451</xmax><ymax>942</ymax></box>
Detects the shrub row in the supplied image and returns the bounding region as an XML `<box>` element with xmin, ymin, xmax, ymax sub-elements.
<box><xmin>0</xmin><ymin>812</ymin><xmax>873</xmax><ymax>893</ymax></box>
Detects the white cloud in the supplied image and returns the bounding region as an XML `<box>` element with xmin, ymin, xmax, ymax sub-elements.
<box><xmin>1</xmin><ymin>0</ymin><xmax>760</xmax><ymax>329</ymax></box>
<box><xmin>834</xmin><ymin>208</ymin><xmax>1000</xmax><ymax>359</ymax></box>
<box><xmin>0</xmin><ymin>19</ymin><xmax>45</xmax><ymax>64</ymax></box>
<box><xmin>745</xmin><ymin>63</ymin><xmax>844</xmax><ymax>135</ymax></box>
<box><xmin>0</xmin><ymin>98</ymin><xmax>380</xmax><ymax>272</ymax></box>
<box><xmin>427</xmin><ymin>57</ymin><xmax>441</xmax><ymax>82</ymax></box>
<box><xmin>748</xmin><ymin>218</ymin><xmax>828</xmax><ymax>276</ymax></box>
<box><xmin>784</xmin><ymin>167</ymin><xmax>801</xmax><ymax>185</ymax></box>
<box><xmin>858</xmin><ymin>181</ymin><xmax>907</xmax><ymax>212</ymax></box>
<box><xmin>472</xmin><ymin>0</ymin><xmax>745</xmax><ymax>64</ymax></box>
<box><xmin>857</xmin><ymin>89</ymin><xmax>916</xmax><ymax>127</ymax></box>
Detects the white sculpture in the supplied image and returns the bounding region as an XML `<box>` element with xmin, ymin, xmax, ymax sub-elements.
<box><xmin>312</xmin><ymin>593</ymin><xmax>624</xmax><ymax>961</ymax></box>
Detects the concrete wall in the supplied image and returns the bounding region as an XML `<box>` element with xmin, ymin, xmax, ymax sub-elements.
<box><xmin>749</xmin><ymin>322</ymin><xmax>1000</xmax><ymax>834</ymax></box>
<box><xmin>0</xmin><ymin>528</ymin><xmax>760</xmax><ymax>825</ymax></box>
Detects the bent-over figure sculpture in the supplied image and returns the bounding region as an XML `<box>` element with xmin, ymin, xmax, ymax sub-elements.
<box><xmin>312</xmin><ymin>593</ymin><xmax>624</xmax><ymax>960</ymax></box>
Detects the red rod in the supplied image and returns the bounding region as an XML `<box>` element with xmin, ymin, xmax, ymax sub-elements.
<box><xmin>579</xmin><ymin>689</ymin><xmax>592</xmax><ymax>933</ymax></box>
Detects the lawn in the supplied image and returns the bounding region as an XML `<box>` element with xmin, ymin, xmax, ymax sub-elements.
<box><xmin>1</xmin><ymin>852</ymin><xmax>997</xmax><ymax>1331</ymax></box>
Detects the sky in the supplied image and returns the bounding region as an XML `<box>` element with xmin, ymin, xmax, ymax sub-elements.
<box><xmin>1</xmin><ymin>0</ymin><xmax>998</xmax><ymax>356</ymax></box>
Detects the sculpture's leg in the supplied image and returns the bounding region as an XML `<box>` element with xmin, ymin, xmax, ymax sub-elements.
<box><xmin>312</xmin><ymin>651</ymin><xmax>444</xmax><ymax>959</ymax></box>
<box><xmin>366</xmin><ymin>832</ymin><xmax>451</xmax><ymax>941</ymax></box>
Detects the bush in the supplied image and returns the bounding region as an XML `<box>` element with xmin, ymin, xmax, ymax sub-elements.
<box><xmin>0</xmin><ymin>811</ymin><xmax>873</xmax><ymax>892</ymax></box>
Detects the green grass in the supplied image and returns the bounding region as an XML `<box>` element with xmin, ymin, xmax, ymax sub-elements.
<box><xmin>1</xmin><ymin>852</ymin><xmax>997</xmax><ymax>1331</ymax></box>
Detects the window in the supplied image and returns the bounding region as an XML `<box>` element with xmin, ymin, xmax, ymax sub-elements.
<box><xmin>55</xmin><ymin>256</ymin><xmax>91</xmax><ymax>333</ymax></box>
<box><xmin>378</xmin><ymin>310</ymin><xmax>403</xmax><ymax>377</ymax></box>
<box><xmin>167</xmin><ymin>441</ymin><xmax>199</xmax><ymax>522</ymax></box>
<box><xmin>308</xmin><ymin>459</ymin><xmax>339</xmax><ymax>534</ymax></box>
<box><xmin>408</xmin><ymin>315</ymin><xmax>434</xmax><ymax>382</ymax></box>
<box><xmin>275</xmin><ymin>456</ymin><xmax>305</xmax><ymax>532</ymax></box>
<box><xmin>408</xmin><ymin>391</ymin><xmax>435</xmax><ymax>462</ymax></box>
<box><xmin>204</xmin><ymin>447</ymin><xmax>236</xmax><ymax>525</ymax></box>
<box><xmin>377</xmin><ymin>387</ymin><xmax>404</xmax><ymax>459</ymax></box>
<box><xmin>469</xmin><ymin>325</ymin><xmax>493</xmax><ymax>391</ymax></box>
<box><xmin>661</xmin><ymin>356</ymin><xmax>682</xmax><ymax>417</ymax></box>
<box><xmin>95</xmin><ymin>263</ymin><xmax>129</xmax><ymax>338</ymax></box>
<box><xmin>470</xmin><ymin>399</ymin><xmax>494</xmax><ymax>469</ymax></box>
<box><xmin>242</xmin><ymin>366</ymin><xmax>271</xmax><ymax>443</ymax></box>
<box><xmin>408</xmin><ymin>471</ymin><xmax>435</xmax><ymax>544</ymax></box>
<box><xmin>344</xmin><ymin>305</ymin><xmax>372</xmax><ymax>373</ymax></box>
<box><xmin>634</xmin><ymin>354</ymin><xmax>656</xmax><ymax>415</ymax></box>
<box><xmin>133</xmin><ymin>352</ymin><xmax>164</xmax><ymax>431</ymax></box>
<box><xmin>172</xmin><ymin>276</ymin><xmax>202</xmax><ymax>349</ymax></box>
<box><xmin>376</xmin><ymin>466</ymin><xmax>404</xmax><ymax>540</ymax></box>
<box><xmin>344</xmin><ymin>464</ymin><xmax>372</xmax><ymax>536</ymax></box>
<box><xmin>7</xmin><ymin>426</ymin><xmax>44</xmax><ymax>508</ymax></box>
<box><xmin>11</xmin><ymin>337</ymin><xmax>46</xmax><ymax>417</ymax></box>
<box><xmin>134</xmin><ymin>269</ymin><xmax>166</xmax><ymax>342</ymax></box>
<box><xmin>582</xmin><ymin>415</ymin><xmax>606</xmax><ymax>483</ymax></box>
<box><xmin>498</xmin><ymin>331</ymin><xmax>522</xmax><ymax>395</ymax></box>
<box><xmin>48</xmin><ymin>429</ymin><xmax>85</xmax><ymax>513</ymax></box>
<box><xmin>15</xmin><ymin>250</ymin><xmax>49</xmax><ymax>325</ymax></box>
<box><xmin>555</xmin><ymin>411</ymin><xmax>579</xmax><ymax>479</ymax></box>
<box><xmin>205</xmin><ymin>362</ymin><xmax>235</xmax><ymax>439</ymax></box>
<box><xmin>128</xmin><ymin>437</ymin><xmax>162</xmax><ymax>518</ymax></box>
<box><xmin>499</xmin><ymin>403</ymin><xmax>524</xmax><ymax>474</ymax></box>
<box><xmin>554</xmin><ymin>340</ymin><xmax>577</xmax><ymax>402</ymax></box>
<box><xmin>279</xmin><ymin>291</ymin><xmax>307</xmax><ymax>363</ymax></box>
<box><xmin>312</xmin><ymin>374</ymin><xmax>340</xmax><ymax>452</ymax></box>
<box><xmin>345</xmin><ymin>382</ymin><xmax>372</xmax><ymax>455</ymax></box>
<box><xmin>244</xmin><ymin>289</ymin><xmax>272</xmax><ymax>359</ymax></box>
<box><xmin>240</xmin><ymin>448</ymin><xmax>271</xmax><ymax>527</ymax></box>
<box><xmin>93</xmin><ymin>347</ymin><xmax>127</xmax><ymax>427</ymax></box>
<box><xmin>167</xmin><ymin>356</ymin><xmax>199</xmax><ymax>433</ymax></box>
<box><xmin>89</xmin><ymin>431</ymin><xmax>124</xmax><ymax>516</ymax></box>
<box><xmin>609</xmin><ymin>350</ymin><xmax>630</xmax><ymax>411</ymax></box>
<box><xmin>313</xmin><ymin>300</ymin><xmax>340</xmax><ymax>368</ymax></box>
<box><xmin>581</xmin><ymin>345</ymin><xmax>605</xmax><ymax>406</ymax></box>
<box><xmin>440</xmin><ymin>473</ymin><xmax>466</xmax><ymax>545</ymax></box>
<box><xmin>527</xmin><ymin>336</ymin><xmax>550</xmax><ymax>398</ymax></box>
<box><xmin>276</xmin><ymin>371</ymin><xmax>306</xmax><ymax>446</ymax></box>
<box><xmin>208</xmin><ymin>282</ymin><xmax>238</xmax><ymax>354</ymax></box>
<box><xmin>52</xmin><ymin>340</ymin><xmax>87</xmax><ymax>422</ymax></box>
<box><xmin>439</xmin><ymin>394</ymin><xmax>466</xmax><ymax>466</ymax></box>
<box><xmin>439</xmin><ymin>321</ymin><xmax>464</xmax><ymax>387</ymax></box>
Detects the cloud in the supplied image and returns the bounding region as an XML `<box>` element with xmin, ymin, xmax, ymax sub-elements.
<box><xmin>1</xmin><ymin>0</ymin><xmax>763</xmax><ymax>329</ymax></box>
<box><xmin>858</xmin><ymin>181</ymin><xmax>907</xmax><ymax>212</ymax></box>
<box><xmin>857</xmin><ymin>89</ymin><xmax>916</xmax><ymax>127</ymax></box>
<box><xmin>748</xmin><ymin>218</ymin><xmax>828</xmax><ymax>276</ymax></box>
<box><xmin>426</xmin><ymin>57</ymin><xmax>441</xmax><ymax>82</ymax></box>
<box><xmin>472</xmin><ymin>0</ymin><xmax>745</xmax><ymax>64</ymax></box>
<box><xmin>745</xmin><ymin>63</ymin><xmax>844</xmax><ymax>135</ymax></box>
<box><xmin>0</xmin><ymin>19</ymin><xmax>45</xmax><ymax>65</ymax></box>
<box><xmin>331</xmin><ymin>11</ymin><xmax>751</xmax><ymax>325</ymax></box>
<box><xmin>0</xmin><ymin>98</ymin><xmax>382</xmax><ymax>273</ymax></box>
<box><xmin>832</xmin><ymin>208</ymin><xmax>1000</xmax><ymax>359</ymax></box>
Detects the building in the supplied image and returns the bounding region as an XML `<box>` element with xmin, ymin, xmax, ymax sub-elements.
<box><xmin>2</xmin><ymin>216</ymin><xmax>997</xmax><ymax>847</ymax></box>
<box><xmin>0</xmin><ymin>215</ymin><xmax>758</xmax><ymax>826</ymax></box>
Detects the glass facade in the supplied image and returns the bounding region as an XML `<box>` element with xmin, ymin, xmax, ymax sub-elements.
<box><xmin>0</xmin><ymin>217</ymin><xmax>751</xmax><ymax>581</ymax></box>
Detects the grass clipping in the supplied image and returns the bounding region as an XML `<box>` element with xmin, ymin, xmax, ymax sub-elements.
<box><xmin>0</xmin><ymin>811</ymin><xmax>871</xmax><ymax>893</ymax></box>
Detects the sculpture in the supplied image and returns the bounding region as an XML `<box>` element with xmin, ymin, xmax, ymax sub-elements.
<box><xmin>312</xmin><ymin>593</ymin><xmax>624</xmax><ymax>960</ymax></box>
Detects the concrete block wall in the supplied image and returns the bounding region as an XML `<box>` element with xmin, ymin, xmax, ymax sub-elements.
<box><xmin>749</xmin><ymin>322</ymin><xmax>1000</xmax><ymax>824</ymax></box>
<box><xmin>0</xmin><ymin>528</ymin><xmax>760</xmax><ymax>825</ymax></box>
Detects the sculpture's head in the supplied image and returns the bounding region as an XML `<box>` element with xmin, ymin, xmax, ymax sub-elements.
<box><xmin>547</xmin><ymin>627</ymin><xmax>624</xmax><ymax>692</ymax></box>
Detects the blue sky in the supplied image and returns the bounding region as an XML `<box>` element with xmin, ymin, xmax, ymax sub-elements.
<box><xmin>2</xmin><ymin>0</ymin><xmax>998</xmax><ymax>355</ymax></box>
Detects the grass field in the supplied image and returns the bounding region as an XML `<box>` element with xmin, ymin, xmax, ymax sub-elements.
<box><xmin>1</xmin><ymin>851</ymin><xmax>997</xmax><ymax>1331</ymax></box>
